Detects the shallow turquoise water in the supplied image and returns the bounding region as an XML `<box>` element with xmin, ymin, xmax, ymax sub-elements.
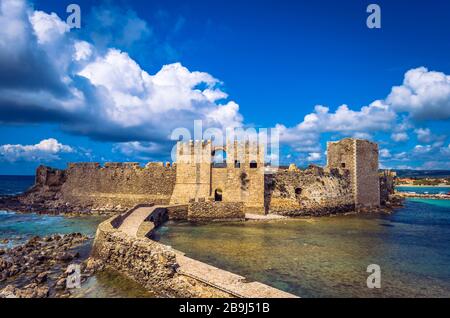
<box><xmin>155</xmin><ymin>199</ymin><xmax>450</xmax><ymax>298</ymax></box>
<box><xmin>0</xmin><ymin>211</ymin><xmax>105</xmax><ymax>248</ymax></box>
<box><xmin>407</xmin><ymin>198</ymin><xmax>450</xmax><ymax>208</ymax></box>
<box><xmin>0</xmin><ymin>177</ymin><xmax>153</xmax><ymax>298</ymax></box>
<box><xmin>0</xmin><ymin>176</ymin><xmax>103</xmax><ymax>248</ymax></box>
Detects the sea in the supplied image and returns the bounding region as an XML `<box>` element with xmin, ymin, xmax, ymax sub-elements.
<box><xmin>1</xmin><ymin>176</ymin><xmax>449</xmax><ymax>298</ymax></box>
<box><xmin>0</xmin><ymin>176</ymin><xmax>153</xmax><ymax>298</ymax></box>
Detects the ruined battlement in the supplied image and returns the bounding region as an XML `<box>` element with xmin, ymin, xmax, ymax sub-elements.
<box><xmin>8</xmin><ymin>137</ymin><xmax>387</xmax><ymax>217</ymax></box>
<box><xmin>265</xmin><ymin>164</ymin><xmax>354</xmax><ymax>216</ymax></box>
<box><xmin>15</xmin><ymin>162</ymin><xmax>178</xmax><ymax>214</ymax></box>
<box><xmin>67</xmin><ymin>161</ymin><xmax>175</xmax><ymax>170</ymax></box>
<box><xmin>176</xmin><ymin>140</ymin><xmax>264</xmax><ymax>164</ymax></box>
<box><xmin>67</xmin><ymin>162</ymin><xmax>101</xmax><ymax>170</ymax></box>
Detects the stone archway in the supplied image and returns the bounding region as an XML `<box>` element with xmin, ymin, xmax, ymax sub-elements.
<box><xmin>212</xmin><ymin>147</ymin><xmax>227</xmax><ymax>168</ymax></box>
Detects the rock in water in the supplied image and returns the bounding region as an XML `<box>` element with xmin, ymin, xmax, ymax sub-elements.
<box><xmin>0</xmin><ymin>233</ymin><xmax>91</xmax><ymax>298</ymax></box>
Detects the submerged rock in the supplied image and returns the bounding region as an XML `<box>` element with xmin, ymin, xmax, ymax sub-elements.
<box><xmin>0</xmin><ymin>233</ymin><xmax>91</xmax><ymax>298</ymax></box>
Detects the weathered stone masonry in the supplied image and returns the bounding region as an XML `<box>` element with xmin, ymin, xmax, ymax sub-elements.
<box><xmin>265</xmin><ymin>166</ymin><xmax>354</xmax><ymax>216</ymax></box>
<box><xmin>2</xmin><ymin>137</ymin><xmax>389</xmax><ymax>218</ymax></box>
<box><xmin>10</xmin><ymin>162</ymin><xmax>176</xmax><ymax>214</ymax></box>
<box><xmin>170</xmin><ymin>140</ymin><xmax>265</xmax><ymax>213</ymax></box>
<box><xmin>89</xmin><ymin>209</ymin><xmax>297</xmax><ymax>298</ymax></box>
<box><xmin>90</xmin><ymin>216</ymin><xmax>234</xmax><ymax>297</ymax></box>
<box><xmin>327</xmin><ymin>138</ymin><xmax>380</xmax><ymax>209</ymax></box>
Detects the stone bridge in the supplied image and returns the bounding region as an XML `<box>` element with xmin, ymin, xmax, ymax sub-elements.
<box><xmin>118</xmin><ymin>204</ymin><xmax>169</xmax><ymax>237</ymax></box>
<box><xmin>94</xmin><ymin>204</ymin><xmax>297</xmax><ymax>298</ymax></box>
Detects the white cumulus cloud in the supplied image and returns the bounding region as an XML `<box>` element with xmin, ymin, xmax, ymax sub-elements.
<box><xmin>0</xmin><ymin>138</ymin><xmax>73</xmax><ymax>162</ymax></box>
<box><xmin>29</xmin><ymin>10</ymin><xmax>69</xmax><ymax>44</ymax></box>
<box><xmin>380</xmin><ymin>149</ymin><xmax>392</xmax><ymax>158</ymax></box>
<box><xmin>0</xmin><ymin>1</ymin><xmax>244</xmax><ymax>149</ymax></box>
<box><xmin>387</xmin><ymin>67</ymin><xmax>450</xmax><ymax>120</ymax></box>
<box><xmin>391</xmin><ymin>132</ymin><xmax>409</xmax><ymax>142</ymax></box>
<box><xmin>307</xmin><ymin>152</ymin><xmax>321</xmax><ymax>162</ymax></box>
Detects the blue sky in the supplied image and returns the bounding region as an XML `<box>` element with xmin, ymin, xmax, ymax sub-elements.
<box><xmin>1</xmin><ymin>0</ymin><xmax>450</xmax><ymax>174</ymax></box>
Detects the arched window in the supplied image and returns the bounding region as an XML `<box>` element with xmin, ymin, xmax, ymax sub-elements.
<box><xmin>212</xmin><ymin>149</ymin><xmax>227</xmax><ymax>168</ymax></box>
<box><xmin>250</xmin><ymin>161</ymin><xmax>258</xmax><ymax>169</ymax></box>
<box><xmin>341</xmin><ymin>163</ymin><xmax>346</xmax><ymax>168</ymax></box>
<box><xmin>214</xmin><ymin>189</ymin><xmax>223</xmax><ymax>201</ymax></box>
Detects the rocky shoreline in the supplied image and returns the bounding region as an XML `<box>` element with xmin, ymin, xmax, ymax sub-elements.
<box><xmin>0</xmin><ymin>194</ymin><xmax>126</xmax><ymax>216</ymax></box>
<box><xmin>0</xmin><ymin>233</ymin><xmax>97</xmax><ymax>298</ymax></box>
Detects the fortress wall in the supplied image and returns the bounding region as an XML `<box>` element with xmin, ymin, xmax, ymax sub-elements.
<box><xmin>240</xmin><ymin>164</ymin><xmax>265</xmax><ymax>213</ymax></box>
<box><xmin>265</xmin><ymin>167</ymin><xmax>354</xmax><ymax>216</ymax></box>
<box><xmin>225</xmin><ymin>141</ymin><xmax>265</xmax><ymax>212</ymax></box>
<box><xmin>16</xmin><ymin>164</ymin><xmax>176</xmax><ymax>214</ymax></box>
<box><xmin>90</xmin><ymin>217</ymin><xmax>233</xmax><ymax>298</ymax></box>
<box><xmin>167</xmin><ymin>204</ymin><xmax>189</xmax><ymax>221</ymax></box>
<box><xmin>12</xmin><ymin>137</ymin><xmax>385</xmax><ymax>216</ymax></box>
<box><xmin>170</xmin><ymin>140</ymin><xmax>265</xmax><ymax>212</ymax></box>
<box><xmin>188</xmin><ymin>201</ymin><xmax>245</xmax><ymax>221</ymax></box>
<box><xmin>170</xmin><ymin>141</ymin><xmax>212</xmax><ymax>204</ymax></box>
<box><xmin>210</xmin><ymin>165</ymin><xmax>264</xmax><ymax>212</ymax></box>
<box><xmin>379</xmin><ymin>171</ymin><xmax>396</xmax><ymax>204</ymax></box>
<box><xmin>34</xmin><ymin>165</ymin><xmax>67</xmax><ymax>189</ymax></box>
<box><xmin>211</xmin><ymin>167</ymin><xmax>228</xmax><ymax>198</ymax></box>
<box><xmin>327</xmin><ymin>139</ymin><xmax>356</xmax><ymax>196</ymax></box>
<box><xmin>60</xmin><ymin>163</ymin><xmax>176</xmax><ymax>210</ymax></box>
<box><xmin>355</xmin><ymin>140</ymin><xmax>380</xmax><ymax>208</ymax></box>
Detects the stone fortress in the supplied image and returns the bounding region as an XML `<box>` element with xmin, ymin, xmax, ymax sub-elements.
<box><xmin>2</xmin><ymin>137</ymin><xmax>393</xmax><ymax>221</ymax></box>
<box><xmin>170</xmin><ymin>140</ymin><xmax>265</xmax><ymax>212</ymax></box>
<box><xmin>0</xmin><ymin>137</ymin><xmax>395</xmax><ymax>298</ymax></box>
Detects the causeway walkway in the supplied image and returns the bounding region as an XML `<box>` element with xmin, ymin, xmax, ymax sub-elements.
<box><xmin>176</xmin><ymin>252</ymin><xmax>296</xmax><ymax>298</ymax></box>
<box><xmin>117</xmin><ymin>204</ymin><xmax>299</xmax><ymax>298</ymax></box>
<box><xmin>118</xmin><ymin>205</ymin><xmax>164</xmax><ymax>237</ymax></box>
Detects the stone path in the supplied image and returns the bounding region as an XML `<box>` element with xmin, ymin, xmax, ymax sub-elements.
<box><xmin>176</xmin><ymin>253</ymin><xmax>298</xmax><ymax>298</ymax></box>
<box><xmin>117</xmin><ymin>205</ymin><xmax>299</xmax><ymax>298</ymax></box>
<box><xmin>118</xmin><ymin>205</ymin><xmax>161</xmax><ymax>237</ymax></box>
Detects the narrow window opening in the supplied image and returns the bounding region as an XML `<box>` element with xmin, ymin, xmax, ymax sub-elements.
<box><xmin>214</xmin><ymin>189</ymin><xmax>223</xmax><ymax>201</ymax></box>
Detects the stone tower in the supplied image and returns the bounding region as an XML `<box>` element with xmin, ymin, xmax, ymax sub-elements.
<box><xmin>170</xmin><ymin>140</ymin><xmax>213</xmax><ymax>205</ymax></box>
<box><xmin>326</xmin><ymin>138</ymin><xmax>380</xmax><ymax>209</ymax></box>
<box><xmin>170</xmin><ymin>139</ymin><xmax>265</xmax><ymax>213</ymax></box>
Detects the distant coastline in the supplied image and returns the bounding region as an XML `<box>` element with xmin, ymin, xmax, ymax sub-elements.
<box><xmin>397</xmin><ymin>185</ymin><xmax>450</xmax><ymax>188</ymax></box>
